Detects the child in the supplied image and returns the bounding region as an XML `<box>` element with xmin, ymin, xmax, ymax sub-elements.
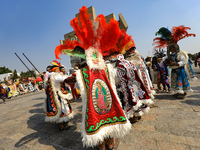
<box><xmin>156</xmin><ymin>58</ymin><xmax>170</xmax><ymax>92</ymax></box>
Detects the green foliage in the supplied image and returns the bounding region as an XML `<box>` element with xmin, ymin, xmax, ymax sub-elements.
<box><xmin>3</xmin><ymin>77</ymin><xmax>8</xmax><ymax>84</ymax></box>
<box><xmin>11</xmin><ymin>69</ymin><xmax>20</xmax><ymax>82</ymax></box>
<box><xmin>0</xmin><ymin>66</ymin><xmax>12</xmax><ymax>74</ymax></box>
<box><xmin>20</xmin><ymin>70</ymin><xmax>36</xmax><ymax>79</ymax></box>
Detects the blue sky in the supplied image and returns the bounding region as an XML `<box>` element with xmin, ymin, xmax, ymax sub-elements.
<box><xmin>0</xmin><ymin>0</ymin><xmax>200</xmax><ymax>73</ymax></box>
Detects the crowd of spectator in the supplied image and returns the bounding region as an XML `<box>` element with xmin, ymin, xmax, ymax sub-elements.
<box><xmin>0</xmin><ymin>78</ymin><xmax>43</xmax><ymax>103</ymax></box>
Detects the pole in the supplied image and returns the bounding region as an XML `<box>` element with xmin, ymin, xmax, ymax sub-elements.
<box><xmin>22</xmin><ymin>53</ymin><xmax>40</xmax><ymax>73</ymax></box>
<box><xmin>15</xmin><ymin>53</ymin><xmax>31</xmax><ymax>72</ymax></box>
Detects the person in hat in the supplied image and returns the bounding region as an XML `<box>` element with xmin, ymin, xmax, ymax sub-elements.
<box><xmin>125</xmin><ymin>50</ymin><xmax>156</xmax><ymax>99</ymax></box>
<box><xmin>153</xmin><ymin>25</ymin><xmax>195</xmax><ymax>98</ymax></box>
<box><xmin>115</xmin><ymin>46</ymin><xmax>154</xmax><ymax>122</ymax></box>
<box><xmin>54</xmin><ymin>6</ymin><xmax>131</xmax><ymax>150</ymax></box>
<box><xmin>44</xmin><ymin>60</ymin><xmax>74</xmax><ymax>130</ymax></box>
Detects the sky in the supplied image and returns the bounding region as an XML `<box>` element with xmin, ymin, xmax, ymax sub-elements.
<box><xmin>0</xmin><ymin>0</ymin><xmax>200</xmax><ymax>73</ymax></box>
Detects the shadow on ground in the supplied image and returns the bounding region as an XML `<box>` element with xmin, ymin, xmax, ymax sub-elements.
<box><xmin>154</xmin><ymin>94</ymin><xmax>177</xmax><ymax>100</ymax></box>
<box><xmin>181</xmin><ymin>99</ymin><xmax>200</xmax><ymax>106</ymax></box>
<box><xmin>14</xmin><ymin>100</ymin><xmax>97</xmax><ymax>150</ymax></box>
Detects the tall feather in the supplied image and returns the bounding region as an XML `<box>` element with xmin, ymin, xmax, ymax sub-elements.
<box><xmin>54</xmin><ymin>6</ymin><xmax>136</xmax><ymax>59</ymax></box>
<box><xmin>99</xmin><ymin>18</ymin><xmax>121</xmax><ymax>56</ymax></box>
<box><xmin>50</xmin><ymin>60</ymin><xmax>61</xmax><ymax>67</ymax></box>
<box><xmin>155</xmin><ymin>27</ymin><xmax>171</xmax><ymax>42</ymax></box>
<box><xmin>171</xmin><ymin>25</ymin><xmax>196</xmax><ymax>43</ymax></box>
<box><xmin>70</xmin><ymin>6</ymin><xmax>94</xmax><ymax>50</ymax></box>
<box><xmin>117</xmin><ymin>30</ymin><xmax>135</xmax><ymax>54</ymax></box>
<box><xmin>153</xmin><ymin>37</ymin><xmax>168</xmax><ymax>49</ymax></box>
<box><xmin>55</xmin><ymin>40</ymin><xmax>82</xmax><ymax>59</ymax></box>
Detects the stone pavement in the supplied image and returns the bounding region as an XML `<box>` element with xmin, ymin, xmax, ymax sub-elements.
<box><xmin>0</xmin><ymin>66</ymin><xmax>200</xmax><ymax>150</ymax></box>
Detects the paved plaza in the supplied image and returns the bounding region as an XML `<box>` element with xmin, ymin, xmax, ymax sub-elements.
<box><xmin>1</xmin><ymin>66</ymin><xmax>200</xmax><ymax>150</ymax></box>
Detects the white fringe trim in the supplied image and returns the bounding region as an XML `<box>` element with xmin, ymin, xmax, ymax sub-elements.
<box><xmin>58</xmin><ymin>91</ymin><xmax>73</xmax><ymax>100</ymax></box>
<box><xmin>107</xmin><ymin>64</ymin><xmax>122</xmax><ymax>107</ymax></box>
<box><xmin>85</xmin><ymin>47</ymin><xmax>106</xmax><ymax>70</ymax></box>
<box><xmin>149</xmin><ymin>94</ymin><xmax>155</xmax><ymax>100</ymax></box>
<box><xmin>76</xmin><ymin>68</ymin><xmax>131</xmax><ymax>147</ymax></box>
<box><xmin>82</xmin><ymin>121</ymin><xmax>132</xmax><ymax>148</ymax></box>
<box><xmin>57</xmin><ymin>110</ymin><xmax>75</xmax><ymax>123</ymax></box>
<box><xmin>45</xmin><ymin>73</ymin><xmax>71</xmax><ymax>123</ymax></box>
<box><xmin>151</xmin><ymin>90</ymin><xmax>156</xmax><ymax>95</ymax></box>
<box><xmin>133</xmin><ymin>110</ymin><xmax>144</xmax><ymax>117</ymax></box>
<box><xmin>132</xmin><ymin>100</ymin><xmax>143</xmax><ymax>111</ymax></box>
<box><xmin>125</xmin><ymin>100</ymin><xmax>143</xmax><ymax>119</ymax></box>
<box><xmin>140</xmin><ymin>98</ymin><xmax>154</xmax><ymax>105</ymax></box>
<box><xmin>141</xmin><ymin>106</ymin><xmax>150</xmax><ymax>114</ymax></box>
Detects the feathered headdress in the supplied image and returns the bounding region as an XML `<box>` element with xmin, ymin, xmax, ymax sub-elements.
<box><xmin>153</xmin><ymin>48</ymin><xmax>166</xmax><ymax>58</ymax></box>
<box><xmin>50</xmin><ymin>60</ymin><xmax>61</xmax><ymax>67</ymax></box>
<box><xmin>55</xmin><ymin>6</ymin><xmax>135</xmax><ymax>60</ymax></box>
<box><xmin>153</xmin><ymin>25</ymin><xmax>196</xmax><ymax>49</ymax></box>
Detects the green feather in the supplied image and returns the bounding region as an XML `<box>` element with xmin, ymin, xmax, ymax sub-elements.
<box><xmin>155</xmin><ymin>27</ymin><xmax>171</xmax><ymax>42</ymax></box>
<box><xmin>62</xmin><ymin>49</ymin><xmax>86</xmax><ymax>59</ymax></box>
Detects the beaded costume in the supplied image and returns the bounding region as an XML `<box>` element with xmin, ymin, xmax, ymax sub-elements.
<box><xmin>153</xmin><ymin>26</ymin><xmax>196</xmax><ymax>97</ymax></box>
<box><xmin>54</xmin><ymin>6</ymin><xmax>132</xmax><ymax>147</ymax></box>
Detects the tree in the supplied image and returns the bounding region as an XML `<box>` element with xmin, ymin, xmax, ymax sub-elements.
<box><xmin>20</xmin><ymin>70</ymin><xmax>36</xmax><ymax>80</ymax></box>
<box><xmin>11</xmin><ymin>69</ymin><xmax>20</xmax><ymax>82</ymax></box>
<box><xmin>0</xmin><ymin>66</ymin><xmax>12</xmax><ymax>74</ymax></box>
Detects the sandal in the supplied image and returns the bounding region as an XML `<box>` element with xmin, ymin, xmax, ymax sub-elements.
<box><xmin>129</xmin><ymin>116</ymin><xmax>139</xmax><ymax>124</ymax></box>
<box><xmin>97</xmin><ymin>140</ymin><xmax>105</xmax><ymax>150</ymax></box>
<box><xmin>106</xmin><ymin>138</ymin><xmax>115</xmax><ymax>150</ymax></box>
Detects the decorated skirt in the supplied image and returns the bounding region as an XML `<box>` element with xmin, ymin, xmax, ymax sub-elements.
<box><xmin>116</xmin><ymin>55</ymin><xmax>153</xmax><ymax>118</ymax></box>
<box><xmin>76</xmin><ymin>65</ymin><xmax>131</xmax><ymax>147</ymax></box>
<box><xmin>45</xmin><ymin>73</ymin><xmax>74</xmax><ymax>123</ymax></box>
<box><xmin>171</xmin><ymin>67</ymin><xmax>191</xmax><ymax>94</ymax></box>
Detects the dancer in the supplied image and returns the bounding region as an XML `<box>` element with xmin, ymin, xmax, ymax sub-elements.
<box><xmin>125</xmin><ymin>49</ymin><xmax>156</xmax><ymax>99</ymax></box>
<box><xmin>115</xmin><ymin>45</ymin><xmax>154</xmax><ymax>122</ymax></box>
<box><xmin>153</xmin><ymin>25</ymin><xmax>196</xmax><ymax>98</ymax></box>
<box><xmin>55</xmin><ymin>6</ymin><xmax>131</xmax><ymax>150</ymax></box>
<box><xmin>44</xmin><ymin>60</ymin><xmax>74</xmax><ymax>130</ymax></box>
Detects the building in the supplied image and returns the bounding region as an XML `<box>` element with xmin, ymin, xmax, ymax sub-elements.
<box><xmin>0</xmin><ymin>72</ymin><xmax>20</xmax><ymax>83</ymax></box>
<box><xmin>61</xmin><ymin>6</ymin><xmax>128</xmax><ymax>68</ymax></box>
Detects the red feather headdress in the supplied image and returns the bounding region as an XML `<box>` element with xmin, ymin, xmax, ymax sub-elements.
<box><xmin>50</xmin><ymin>60</ymin><xmax>61</xmax><ymax>67</ymax></box>
<box><xmin>153</xmin><ymin>25</ymin><xmax>196</xmax><ymax>49</ymax></box>
<box><xmin>55</xmin><ymin>6</ymin><xmax>135</xmax><ymax>59</ymax></box>
<box><xmin>170</xmin><ymin>26</ymin><xmax>196</xmax><ymax>43</ymax></box>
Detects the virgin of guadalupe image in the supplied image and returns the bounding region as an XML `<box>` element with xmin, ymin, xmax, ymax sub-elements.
<box><xmin>95</xmin><ymin>82</ymin><xmax>109</xmax><ymax>114</ymax></box>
